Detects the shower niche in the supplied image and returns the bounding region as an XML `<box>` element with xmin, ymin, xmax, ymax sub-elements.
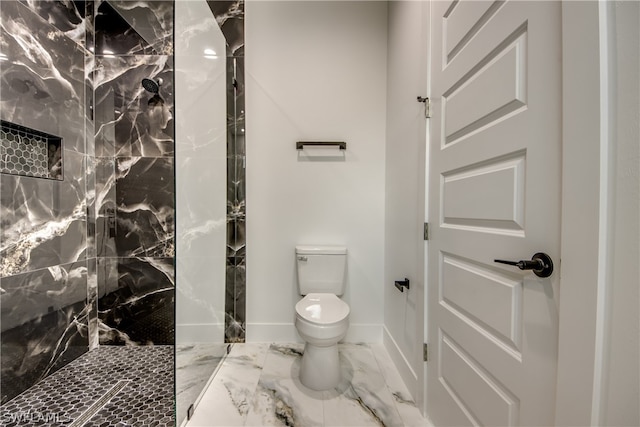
<box><xmin>0</xmin><ymin>120</ymin><xmax>63</xmax><ymax>180</ymax></box>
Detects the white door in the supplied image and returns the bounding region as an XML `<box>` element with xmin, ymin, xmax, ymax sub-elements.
<box><xmin>427</xmin><ymin>1</ymin><xmax>562</xmax><ymax>425</ymax></box>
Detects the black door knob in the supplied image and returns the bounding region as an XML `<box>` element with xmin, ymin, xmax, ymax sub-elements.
<box><xmin>494</xmin><ymin>252</ymin><xmax>554</xmax><ymax>278</ymax></box>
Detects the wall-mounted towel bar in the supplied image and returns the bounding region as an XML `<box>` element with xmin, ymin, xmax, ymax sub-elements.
<box><xmin>296</xmin><ymin>141</ymin><xmax>346</xmax><ymax>150</ymax></box>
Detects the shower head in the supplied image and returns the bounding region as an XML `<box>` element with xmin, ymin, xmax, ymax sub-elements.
<box><xmin>141</xmin><ymin>77</ymin><xmax>162</xmax><ymax>94</ymax></box>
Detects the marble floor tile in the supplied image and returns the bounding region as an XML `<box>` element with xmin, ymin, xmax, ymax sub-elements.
<box><xmin>187</xmin><ymin>343</ymin><xmax>428</xmax><ymax>427</ymax></box>
<box><xmin>323</xmin><ymin>344</ymin><xmax>404</xmax><ymax>427</ymax></box>
<box><xmin>176</xmin><ymin>343</ymin><xmax>228</xmax><ymax>426</ymax></box>
<box><xmin>186</xmin><ymin>343</ymin><xmax>269</xmax><ymax>427</ymax></box>
<box><xmin>370</xmin><ymin>344</ymin><xmax>429</xmax><ymax>427</ymax></box>
<box><xmin>245</xmin><ymin>344</ymin><xmax>325</xmax><ymax>427</ymax></box>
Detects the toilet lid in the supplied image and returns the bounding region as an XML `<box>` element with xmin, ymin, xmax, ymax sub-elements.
<box><xmin>295</xmin><ymin>293</ymin><xmax>350</xmax><ymax>325</ymax></box>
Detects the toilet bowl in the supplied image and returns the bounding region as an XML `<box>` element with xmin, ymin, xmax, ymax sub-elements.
<box><xmin>294</xmin><ymin>246</ymin><xmax>349</xmax><ymax>391</ymax></box>
<box><xmin>295</xmin><ymin>293</ymin><xmax>349</xmax><ymax>390</ymax></box>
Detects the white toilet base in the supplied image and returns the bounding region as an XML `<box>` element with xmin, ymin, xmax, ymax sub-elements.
<box><xmin>299</xmin><ymin>342</ymin><xmax>340</xmax><ymax>391</ymax></box>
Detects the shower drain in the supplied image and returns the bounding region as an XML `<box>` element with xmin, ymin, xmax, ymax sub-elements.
<box><xmin>67</xmin><ymin>380</ymin><xmax>131</xmax><ymax>427</ymax></box>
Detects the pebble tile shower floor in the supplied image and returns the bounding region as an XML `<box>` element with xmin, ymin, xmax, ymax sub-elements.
<box><xmin>0</xmin><ymin>346</ymin><xmax>174</xmax><ymax>426</ymax></box>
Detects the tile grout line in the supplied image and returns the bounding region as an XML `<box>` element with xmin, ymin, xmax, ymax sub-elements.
<box><xmin>244</xmin><ymin>344</ymin><xmax>273</xmax><ymax>425</ymax></box>
<box><xmin>67</xmin><ymin>380</ymin><xmax>131</xmax><ymax>427</ymax></box>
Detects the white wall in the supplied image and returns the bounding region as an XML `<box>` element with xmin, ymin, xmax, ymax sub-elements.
<box><xmin>174</xmin><ymin>0</ymin><xmax>228</xmax><ymax>343</ymax></box>
<box><xmin>602</xmin><ymin>1</ymin><xmax>640</xmax><ymax>424</ymax></box>
<box><xmin>245</xmin><ymin>1</ymin><xmax>388</xmax><ymax>342</ymax></box>
<box><xmin>383</xmin><ymin>1</ymin><xmax>428</xmax><ymax>403</ymax></box>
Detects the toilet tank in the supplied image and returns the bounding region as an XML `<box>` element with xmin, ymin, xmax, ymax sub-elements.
<box><xmin>296</xmin><ymin>246</ymin><xmax>347</xmax><ymax>295</ymax></box>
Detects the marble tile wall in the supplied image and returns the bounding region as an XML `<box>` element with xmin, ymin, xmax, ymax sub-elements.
<box><xmin>207</xmin><ymin>0</ymin><xmax>246</xmax><ymax>343</ymax></box>
<box><xmin>1</xmin><ymin>0</ymin><xmax>177</xmax><ymax>403</ymax></box>
<box><xmin>93</xmin><ymin>0</ymin><xmax>175</xmax><ymax>346</ymax></box>
<box><xmin>1</xmin><ymin>0</ymin><xmax>245</xmax><ymax>404</ymax></box>
<box><xmin>0</xmin><ymin>0</ymin><xmax>91</xmax><ymax>403</ymax></box>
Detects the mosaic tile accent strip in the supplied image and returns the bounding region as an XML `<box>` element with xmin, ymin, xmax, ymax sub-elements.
<box><xmin>213</xmin><ymin>0</ymin><xmax>246</xmax><ymax>344</ymax></box>
<box><xmin>0</xmin><ymin>346</ymin><xmax>174</xmax><ymax>427</ymax></box>
<box><xmin>0</xmin><ymin>121</ymin><xmax>62</xmax><ymax>180</ymax></box>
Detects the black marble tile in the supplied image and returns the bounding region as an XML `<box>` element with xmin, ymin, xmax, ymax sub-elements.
<box><xmin>17</xmin><ymin>0</ymin><xmax>87</xmax><ymax>48</ymax></box>
<box><xmin>95</xmin><ymin>0</ymin><xmax>173</xmax><ymax>56</ymax></box>
<box><xmin>229</xmin><ymin>56</ymin><xmax>245</xmax><ymax>112</ymax></box>
<box><xmin>1</xmin><ymin>150</ymin><xmax>87</xmax><ymax>277</ymax></box>
<box><xmin>85</xmin><ymin>0</ymin><xmax>95</xmax><ymax>54</ymax></box>
<box><xmin>0</xmin><ymin>1</ymin><xmax>86</xmax><ymax>154</ymax></box>
<box><xmin>0</xmin><ymin>261</ymin><xmax>90</xmax><ymax>404</ymax></box>
<box><xmin>226</xmin><ymin>57</ymin><xmax>245</xmax><ymax>147</ymax></box>
<box><xmin>227</xmin><ymin>156</ymin><xmax>245</xmax><ymax>203</ymax></box>
<box><xmin>86</xmin><ymin>155</ymin><xmax>96</xmax><ymax>258</ymax></box>
<box><xmin>98</xmin><ymin>257</ymin><xmax>174</xmax><ymax>346</ymax></box>
<box><xmin>96</xmin><ymin>255</ymin><xmax>118</xmax><ymax>294</ymax></box>
<box><xmin>234</xmin><ymin>123</ymin><xmax>246</xmax><ymax>156</ymax></box>
<box><xmin>233</xmin><ymin>260</ymin><xmax>246</xmax><ymax>325</ymax></box>
<box><xmin>95</xmin><ymin>1</ymin><xmax>149</xmax><ymax>56</ymax></box>
<box><xmin>94</xmin><ymin>55</ymin><xmax>174</xmax><ymax>157</ymax></box>
<box><xmin>114</xmin><ymin>157</ymin><xmax>174</xmax><ymax>257</ymax></box>
<box><xmin>87</xmin><ymin>257</ymin><xmax>99</xmax><ymax>350</ymax></box>
<box><xmin>95</xmin><ymin>157</ymin><xmax>116</xmax><ymax>257</ymax></box>
<box><xmin>219</xmin><ymin>0</ymin><xmax>245</xmax><ymax>344</ymax></box>
<box><xmin>85</xmin><ymin>52</ymin><xmax>96</xmax><ymax>155</ymax></box>
<box><xmin>227</xmin><ymin>219</ymin><xmax>246</xmax><ymax>258</ymax></box>
<box><xmin>207</xmin><ymin>0</ymin><xmax>244</xmax><ymax>57</ymax></box>
<box><xmin>224</xmin><ymin>257</ymin><xmax>245</xmax><ymax>342</ymax></box>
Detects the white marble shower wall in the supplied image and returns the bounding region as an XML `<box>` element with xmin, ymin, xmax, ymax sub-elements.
<box><xmin>174</xmin><ymin>0</ymin><xmax>228</xmax><ymax>344</ymax></box>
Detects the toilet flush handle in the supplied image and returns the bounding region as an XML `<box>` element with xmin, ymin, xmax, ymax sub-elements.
<box><xmin>298</xmin><ymin>256</ymin><xmax>308</xmax><ymax>262</ymax></box>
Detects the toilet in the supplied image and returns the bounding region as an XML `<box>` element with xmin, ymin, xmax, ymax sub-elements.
<box><xmin>294</xmin><ymin>245</ymin><xmax>350</xmax><ymax>391</ymax></box>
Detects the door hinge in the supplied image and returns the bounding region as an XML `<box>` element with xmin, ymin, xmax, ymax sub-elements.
<box><xmin>424</xmin><ymin>223</ymin><xmax>429</xmax><ymax>240</ymax></box>
<box><xmin>417</xmin><ymin>96</ymin><xmax>431</xmax><ymax>118</ymax></box>
<box><xmin>424</xmin><ymin>343</ymin><xmax>429</xmax><ymax>362</ymax></box>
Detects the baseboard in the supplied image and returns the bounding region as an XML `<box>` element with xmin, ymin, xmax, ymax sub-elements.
<box><xmin>344</xmin><ymin>324</ymin><xmax>383</xmax><ymax>343</ymax></box>
<box><xmin>175</xmin><ymin>324</ymin><xmax>225</xmax><ymax>344</ymax></box>
<box><xmin>383</xmin><ymin>325</ymin><xmax>419</xmax><ymax>399</ymax></box>
<box><xmin>245</xmin><ymin>323</ymin><xmax>383</xmax><ymax>343</ymax></box>
<box><xmin>246</xmin><ymin>324</ymin><xmax>301</xmax><ymax>343</ymax></box>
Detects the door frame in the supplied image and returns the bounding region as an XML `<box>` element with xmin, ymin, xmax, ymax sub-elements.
<box><xmin>555</xmin><ymin>1</ymin><xmax>617</xmax><ymax>425</ymax></box>
<box><xmin>421</xmin><ymin>2</ymin><xmax>618</xmax><ymax>424</ymax></box>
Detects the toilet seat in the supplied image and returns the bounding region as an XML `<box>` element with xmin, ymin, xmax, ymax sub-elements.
<box><xmin>295</xmin><ymin>293</ymin><xmax>349</xmax><ymax>325</ymax></box>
